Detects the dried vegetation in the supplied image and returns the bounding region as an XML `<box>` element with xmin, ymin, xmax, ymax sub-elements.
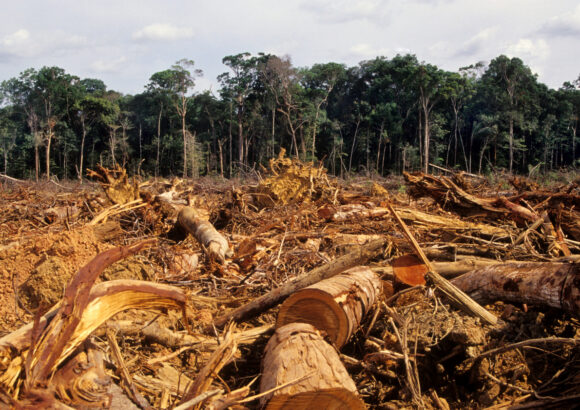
<box><xmin>0</xmin><ymin>160</ymin><xmax>579</xmax><ymax>409</ymax></box>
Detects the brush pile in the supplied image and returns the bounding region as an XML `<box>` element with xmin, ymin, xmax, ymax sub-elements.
<box><xmin>0</xmin><ymin>163</ymin><xmax>578</xmax><ymax>409</ymax></box>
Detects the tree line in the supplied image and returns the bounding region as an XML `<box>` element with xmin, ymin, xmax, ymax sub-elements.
<box><xmin>1</xmin><ymin>53</ymin><xmax>579</xmax><ymax>181</ymax></box>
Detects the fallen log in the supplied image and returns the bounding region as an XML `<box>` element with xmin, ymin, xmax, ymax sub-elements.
<box><xmin>213</xmin><ymin>238</ymin><xmax>387</xmax><ymax>327</ymax></box>
<box><xmin>259</xmin><ymin>323</ymin><xmax>366</xmax><ymax>409</ymax></box>
<box><xmin>276</xmin><ymin>266</ymin><xmax>381</xmax><ymax>348</ymax></box>
<box><xmin>372</xmin><ymin>258</ymin><xmax>503</xmax><ymax>280</ymax></box>
<box><xmin>451</xmin><ymin>262</ymin><xmax>580</xmax><ymax>315</ymax></box>
<box><xmin>178</xmin><ymin>206</ymin><xmax>232</xmax><ymax>264</ymax></box>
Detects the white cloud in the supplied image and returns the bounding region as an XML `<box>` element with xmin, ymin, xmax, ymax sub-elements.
<box><xmin>132</xmin><ymin>23</ymin><xmax>194</xmax><ymax>41</ymax></box>
<box><xmin>453</xmin><ymin>26</ymin><xmax>498</xmax><ymax>58</ymax></box>
<box><xmin>349</xmin><ymin>43</ymin><xmax>392</xmax><ymax>58</ymax></box>
<box><xmin>0</xmin><ymin>29</ymin><xmax>88</xmax><ymax>59</ymax></box>
<box><xmin>301</xmin><ymin>0</ymin><xmax>389</xmax><ymax>24</ymax></box>
<box><xmin>91</xmin><ymin>56</ymin><xmax>128</xmax><ymax>73</ymax></box>
<box><xmin>506</xmin><ymin>38</ymin><xmax>550</xmax><ymax>60</ymax></box>
<box><xmin>1</xmin><ymin>29</ymin><xmax>30</xmax><ymax>47</ymax></box>
<box><xmin>540</xmin><ymin>4</ymin><xmax>580</xmax><ymax>37</ymax></box>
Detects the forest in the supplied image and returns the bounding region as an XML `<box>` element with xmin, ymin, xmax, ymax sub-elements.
<box><xmin>0</xmin><ymin>52</ymin><xmax>579</xmax><ymax>181</ymax></box>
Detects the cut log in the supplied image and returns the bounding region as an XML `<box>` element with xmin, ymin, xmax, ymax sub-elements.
<box><xmin>259</xmin><ymin>323</ymin><xmax>365</xmax><ymax>409</ymax></box>
<box><xmin>276</xmin><ymin>266</ymin><xmax>381</xmax><ymax>348</ymax></box>
<box><xmin>213</xmin><ymin>238</ymin><xmax>387</xmax><ymax>327</ymax></box>
<box><xmin>451</xmin><ymin>262</ymin><xmax>580</xmax><ymax>315</ymax></box>
<box><xmin>178</xmin><ymin>206</ymin><xmax>232</xmax><ymax>264</ymax></box>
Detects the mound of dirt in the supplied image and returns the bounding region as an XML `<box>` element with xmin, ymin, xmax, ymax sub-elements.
<box><xmin>0</xmin><ymin>225</ymin><xmax>110</xmax><ymax>330</ymax></box>
<box><xmin>18</xmin><ymin>256</ymin><xmax>71</xmax><ymax>310</ymax></box>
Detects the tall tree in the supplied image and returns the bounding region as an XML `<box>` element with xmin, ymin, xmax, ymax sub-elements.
<box><xmin>482</xmin><ymin>56</ymin><xmax>537</xmax><ymax>173</ymax></box>
<box><xmin>218</xmin><ymin>53</ymin><xmax>263</xmax><ymax>170</ymax></box>
<box><xmin>301</xmin><ymin>62</ymin><xmax>346</xmax><ymax>160</ymax></box>
<box><xmin>147</xmin><ymin>61</ymin><xmax>202</xmax><ymax>177</ymax></box>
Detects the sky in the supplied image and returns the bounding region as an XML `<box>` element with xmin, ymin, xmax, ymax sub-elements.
<box><xmin>0</xmin><ymin>0</ymin><xmax>579</xmax><ymax>95</ymax></box>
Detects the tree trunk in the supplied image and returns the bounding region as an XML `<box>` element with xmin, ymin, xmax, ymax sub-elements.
<box><xmin>237</xmin><ymin>96</ymin><xmax>244</xmax><ymax>169</ymax></box>
<box><xmin>271</xmin><ymin>107</ymin><xmax>276</xmax><ymax>158</ymax></box>
<box><xmin>156</xmin><ymin>104</ymin><xmax>162</xmax><ymax>178</ymax></box>
<box><xmin>178</xmin><ymin>207</ymin><xmax>232</xmax><ymax>264</ymax></box>
<box><xmin>180</xmin><ymin>96</ymin><xmax>189</xmax><ymax>179</ymax></box>
<box><xmin>422</xmin><ymin>95</ymin><xmax>430</xmax><ymax>174</ymax></box>
<box><xmin>277</xmin><ymin>266</ymin><xmax>381</xmax><ymax>348</ymax></box>
<box><xmin>509</xmin><ymin>116</ymin><xmax>514</xmax><ymax>174</ymax></box>
<box><xmin>451</xmin><ymin>262</ymin><xmax>580</xmax><ymax>314</ymax></box>
<box><xmin>79</xmin><ymin>118</ymin><xmax>86</xmax><ymax>182</ymax></box>
<box><xmin>348</xmin><ymin>119</ymin><xmax>361</xmax><ymax>173</ymax></box>
<box><xmin>45</xmin><ymin>134</ymin><xmax>52</xmax><ymax>181</ymax></box>
<box><xmin>259</xmin><ymin>323</ymin><xmax>365</xmax><ymax>409</ymax></box>
<box><xmin>34</xmin><ymin>142</ymin><xmax>40</xmax><ymax>182</ymax></box>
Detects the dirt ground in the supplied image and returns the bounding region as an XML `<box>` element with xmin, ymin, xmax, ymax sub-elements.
<box><xmin>0</xmin><ymin>166</ymin><xmax>579</xmax><ymax>409</ymax></box>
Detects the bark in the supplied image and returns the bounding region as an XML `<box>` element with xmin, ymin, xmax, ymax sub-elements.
<box><xmin>178</xmin><ymin>207</ymin><xmax>232</xmax><ymax>264</ymax></box>
<box><xmin>277</xmin><ymin>266</ymin><xmax>381</xmax><ymax>348</ymax></box>
<box><xmin>259</xmin><ymin>323</ymin><xmax>365</xmax><ymax>409</ymax></box>
<box><xmin>451</xmin><ymin>262</ymin><xmax>580</xmax><ymax>315</ymax></box>
<box><xmin>373</xmin><ymin>257</ymin><xmax>503</xmax><ymax>280</ymax></box>
<box><xmin>213</xmin><ymin>238</ymin><xmax>387</xmax><ymax>327</ymax></box>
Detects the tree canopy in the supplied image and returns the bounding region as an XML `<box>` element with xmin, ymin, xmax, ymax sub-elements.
<box><xmin>1</xmin><ymin>54</ymin><xmax>578</xmax><ymax>180</ymax></box>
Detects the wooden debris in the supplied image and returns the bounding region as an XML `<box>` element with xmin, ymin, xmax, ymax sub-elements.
<box><xmin>86</xmin><ymin>164</ymin><xmax>140</xmax><ymax>205</ymax></box>
<box><xmin>0</xmin><ymin>241</ymin><xmax>188</xmax><ymax>403</ymax></box>
<box><xmin>178</xmin><ymin>206</ymin><xmax>232</xmax><ymax>264</ymax></box>
<box><xmin>392</xmin><ymin>254</ymin><xmax>428</xmax><ymax>286</ymax></box>
<box><xmin>254</xmin><ymin>148</ymin><xmax>335</xmax><ymax>207</ymax></box>
<box><xmin>179</xmin><ymin>323</ymin><xmax>238</xmax><ymax>409</ymax></box>
<box><xmin>451</xmin><ymin>262</ymin><xmax>580</xmax><ymax>314</ymax></box>
<box><xmin>277</xmin><ymin>266</ymin><xmax>382</xmax><ymax>348</ymax></box>
<box><xmin>214</xmin><ymin>238</ymin><xmax>387</xmax><ymax>327</ymax></box>
<box><xmin>259</xmin><ymin>323</ymin><xmax>366</xmax><ymax>409</ymax></box>
<box><xmin>388</xmin><ymin>203</ymin><xmax>499</xmax><ymax>326</ymax></box>
<box><xmin>52</xmin><ymin>345</ymin><xmax>111</xmax><ymax>408</ymax></box>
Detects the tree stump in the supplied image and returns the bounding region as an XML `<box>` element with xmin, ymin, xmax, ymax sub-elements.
<box><xmin>259</xmin><ymin>323</ymin><xmax>365</xmax><ymax>409</ymax></box>
<box><xmin>276</xmin><ymin>266</ymin><xmax>381</xmax><ymax>348</ymax></box>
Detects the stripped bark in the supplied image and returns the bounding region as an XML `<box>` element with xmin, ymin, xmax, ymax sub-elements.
<box><xmin>213</xmin><ymin>238</ymin><xmax>387</xmax><ymax>327</ymax></box>
<box><xmin>178</xmin><ymin>206</ymin><xmax>232</xmax><ymax>264</ymax></box>
<box><xmin>277</xmin><ymin>266</ymin><xmax>382</xmax><ymax>348</ymax></box>
<box><xmin>259</xmin><ymin>323</ymin><xmax>366</xmax><ymax>409</ymax></box>
<box><xmin>451</xmin><ymin>262</ymin><xmax>580</xmax><ymax>315</ymax></box>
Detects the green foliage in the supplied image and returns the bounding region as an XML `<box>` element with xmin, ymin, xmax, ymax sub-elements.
<box><xmin>0</xmin><ymin>53</ymin><xmax>579</xmax><ymax>180</ymax></box>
